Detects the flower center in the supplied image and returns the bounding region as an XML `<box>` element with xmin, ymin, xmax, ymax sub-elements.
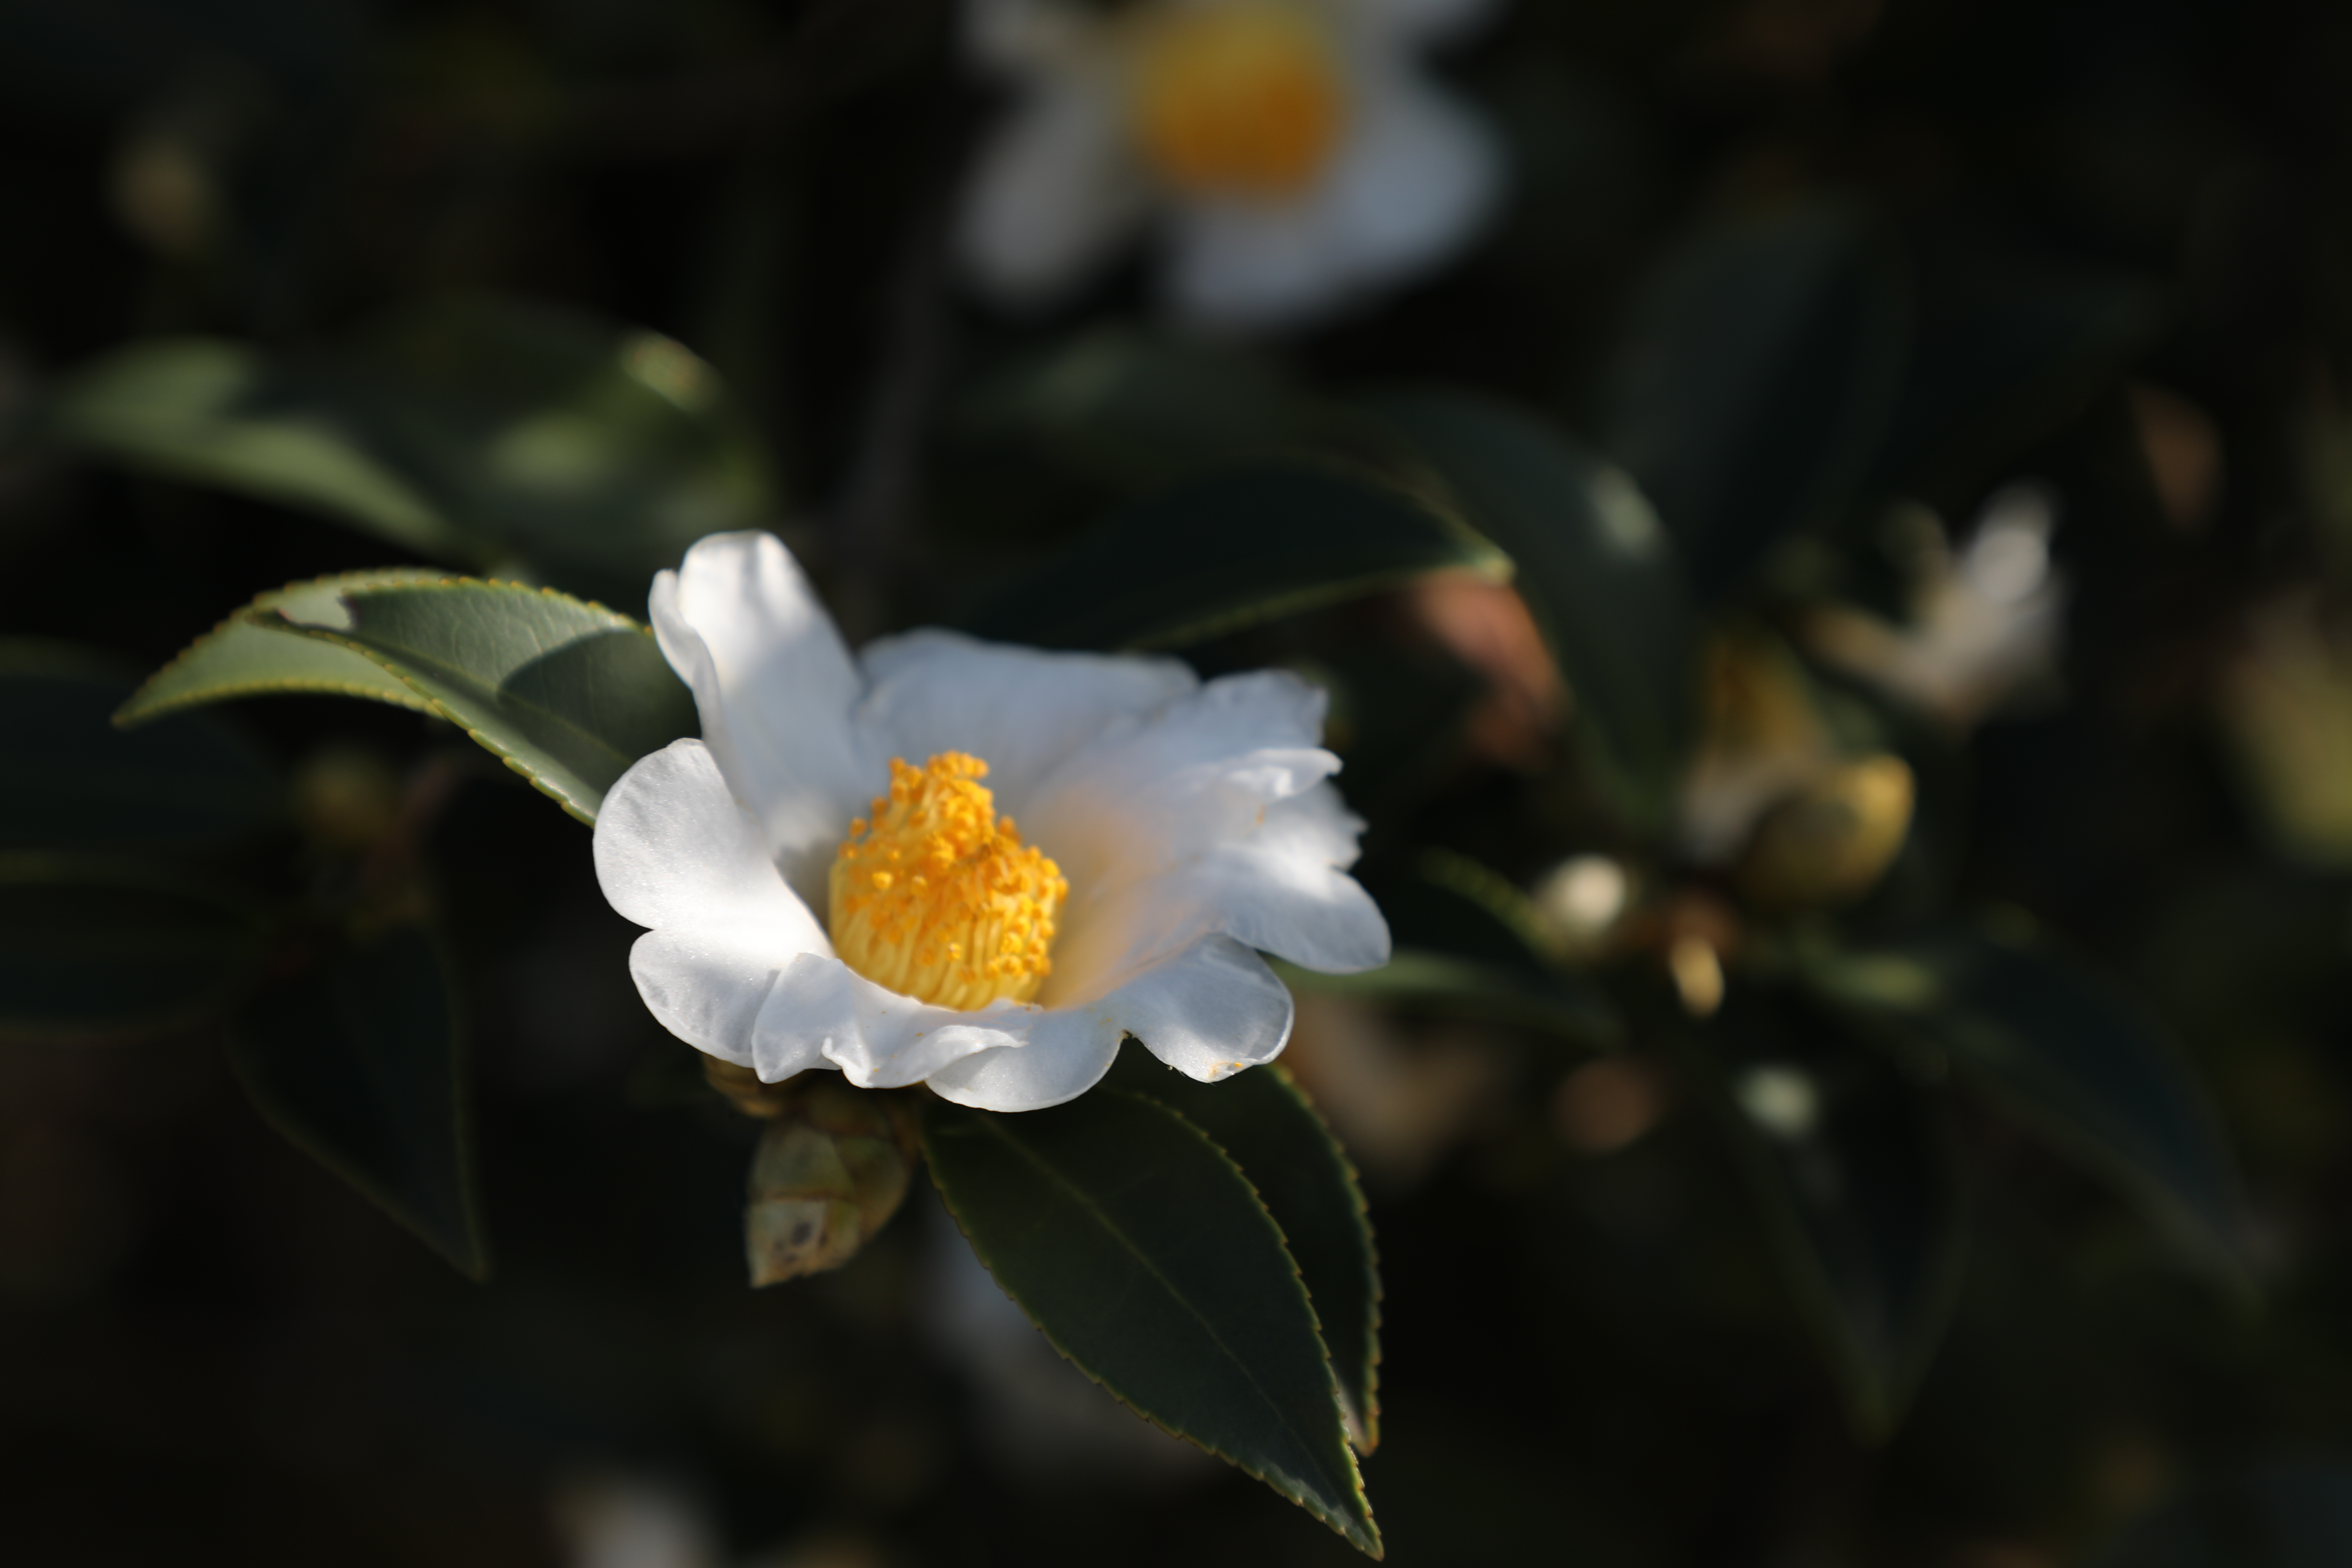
<box><xmin>1131</xmin><ymin>2</ymin><xmax>1346</xmax><ymax>197</ymax></box>
<box><xmin>828</xmin><ymin>753</ymin><xmax>1068</xmax><ymax>1011</ymax></box>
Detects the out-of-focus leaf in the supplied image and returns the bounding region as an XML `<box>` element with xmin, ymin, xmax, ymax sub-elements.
<box><xmin>2093</xmin><ymin>1456</ymin><xmax>2352</xmax><ymax>1568</ymax></box>
<box><xmin>963</xmin><ymin>460</ymin><xmax>1508</xmax><ymax>653</ymax></box>
<box><xmin>1311</xmin><ymin>648</ymin><xmax>1483</xmax><ymax>817</ymax></box>
<box><xmin>38</xmin><ymin>296</ymin><xmax>780</xmax><ymax>587</ymax></box>
<box><xmin>269</xmin><ymin>580</ymin><xmax>699</xmax><ymax>825</ymax></box>
<box><xmin>1601</xmin><ymin>200</ymin><xmax>1910</xmax><ymax>602</ymax></box>
<box><xmin>0</xmin><ymin>854</ymin><xmax>272</xmax><ymax>1043</ymax></box>
<box><xmin>1307</xmin><ymin>851</ymin><xmax>1620</xmax><ymax>1045</ymax></box>
<box><xmin>0</xmin><ymin>641</ymin><xmax>284</xmax><ymax>850</ymax></box>
<box><xmin>231</xmin><ymin>924</ymin><xmax>487</xmax><ymax>1279</ymax></box>
<box><xmin>1799</xmin><ymin>920</ymin><xmax>2245</xmax><ymax>1274</ymax></box>
<box><xmin>1867</xmin><ymin>238</ymin><xmax>2164</xmax><ymax>498</ymax></box>
<box><xmin>1364</xmin><ymin>389</ymin><xmax>1698</xmax><ymax>826</ymax></box>
<box><xmin>958</xmin><ymin>328</ymin><xmax>1310</xmax><ymax>491</ymax></box>
<box><xmin>1692</xmin><ymin>986</ymin><xmax>1966</xmax><ymax>1436</ymax></box>
<box><xmin>115</xmin><ymin>571</ymin><xmax>445</xmax><ymax>726</ymax></box>
<box><xmin>1105</xmin><ymin>1048</ymin><xmax>1383</xmax><ymax>1453</ymax></box>
<box><xmin>919</xmin><ymin>1090</ymin><xmax>1378</xmax><ymax>1555</ymax></box>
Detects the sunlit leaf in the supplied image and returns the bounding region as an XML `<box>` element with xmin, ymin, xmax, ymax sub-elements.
<box><xmin>963</xmin><ymin>460</ymin><xmax>1508</xmax><ymax>653</ymax></box>
<box><xmin>1106</xmin><ymin>1048</ymin><xmax>1384</xmax><ymax>1452</ymax></box>
<box><xmin>1693</xmin><ymin>986</ymin><xmax>1966</xmax><ymax>1436</ymax></box>
<box><xmin>1601</xmin><ymin>200</ymin><xmax>1910</xmax><ymax>602</ymax></box>
<box><xmin>272</xmin><ymin>579</ymin><xmax>700</xmax><ymax>824</ymax></box>
<box><xmin>1799</xmin><ymin>921</ymin><xmax>2245</xmax><ymax>1274</ymax></box>
<box><xmin>1365</xmin><ymin>389</ymin><xmax>1699</xmax><ymax>825</ymax></box>
<box><xmin>1</xmin><ymin>641</ymin><xmax>284</xmax><ymax>849</ymax></box>
<box><xmin>38</xmin><ymin>296</ymin><xmax>780</xmax><ymax>588</ymax></box>
<box><xmin>919</xmin><ymin>1090</ymin><xmax>1379</xmax><ymax>1555</ymax></box>
<box><xmin>115</xmin><ymin>571</ymin><xmax>445</xmax><ymax>726</ymax></box>
<box><xmin>231</xmin><ymin>923</ymin><xmax>488</xmax><ymax>1279</ymax></box>
<box><xmin>0</xmin><ymin>854</ymin><xmax>272</xmax><ymax>1043</ymax></box>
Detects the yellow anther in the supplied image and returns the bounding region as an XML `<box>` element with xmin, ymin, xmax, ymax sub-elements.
<box><xmin>1132</xmin><ymin>2</ymin><xmax>1345</xmax><ymax>197</ymax></box>
<box><xmin>827</xmin><ymin>753</ymin><xmax>1066</xmax><ymax>1010</ymax></box>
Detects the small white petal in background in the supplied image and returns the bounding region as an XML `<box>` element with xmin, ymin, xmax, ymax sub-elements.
<box><xmin>553</xmin><ymin>1474</ymin><xmax>723</xmax><ymax>1568</ymax></box>
<box><xmin>958</xmin><ymin>0</ymin><xmax>1508</xmax><ymax>330</ymax></box>
<box><xmin>1806</xmin><ymin>483</ymin><xmax>2070</xmax><ymax>731</ymax></box>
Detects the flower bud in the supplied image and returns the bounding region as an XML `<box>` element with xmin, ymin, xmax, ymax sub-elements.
<box><xmin>743</xmin><ymin>1079</ymin><xmax>917</xmax><ymax>1287</ymax></box>
<box><xmin>1734</xmin><ymin>754</ymin><xmax>1915</xmax><ymax>910</ymax></box>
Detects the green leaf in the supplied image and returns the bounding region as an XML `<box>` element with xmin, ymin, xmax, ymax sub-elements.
<box><xmin>1105</xmin><ymin>1048</ymin><xmax>1383</xmax><ymax>1453</ymax></box>
<box><xmin>1797</xmin><ymin>921</ymin><xmax>2245</xmax><ymax>1274</ymax></box>
<box><xmin>1303</xmin><ymin>851</ymin><xmax>1620</xmax><ymax>1045</ymax></box>
<box><xmin>230</xmin><ymin>923</ymin><xmax>488</xmax><ymax>1279</ymax></box>
<box><xmin>0</xmin><ymin>854</ymin><xmax>273</xmax><ymax>1043</ymax></box>
<box><xmin>1692</xmin><ymin>986</ymin><xmax>1967</xmax><ymax>1436</ymax></box>
<box><xmin>1601</xmin><ymin>200</ymin><xmax>1910</xmax><ymax>602</ymax></box>
<box><xmin>919</xmin><ymin>1090</ymin><xmax>1379</xmax><ymax>1555</ymax></box>
<box><xmin>273</xmin><ymin>578</ymin><xmax>699</xmax><ymax>824</ymax></box>
<box><xmin>963</xmin><ymin>460</ymin><xmax>1508</xmax><ymax>653</ymax></box>
<box><xmin>38</xmin><ymin>296</ymin><xmax>780</xmax><ymax>587</ymax></box>
<box><xmin>114</xmin><ymin>571</ymin><xmax>447</xmax><ymax>726</ymax></box>
<box><xmin>1363</xmin><ymin>389</ymin><xmax>1698</xmax><ymax>824</ymax></box>
<box><xmin>0</xmin><ymin>640</ymin><xmax>284</xmax><ymax>850</ymax></box>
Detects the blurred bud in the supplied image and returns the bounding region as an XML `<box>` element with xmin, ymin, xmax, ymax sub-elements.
<box><xmin>2128</xmin><ymin>382</ymin><xmax>2223</xmax><ymax>534</ymax></box>
<box><xmin>108</xmin><ymin>58</ymin><xmax>268</xmax><ymax>261</ymax></box>
<box><xmin>2219</xmin><ymin>592</ymin><xmax>2352</xmax><ymax>867</ymax></box>
<box><xmin>1732</xmin><ymin>1064</ymin><xmax>1819</xmax><ymax>1139</ymax></box>
<box><xmin>1531</xmin><ymin>854</ymin><xmax>1631</xmax><ymax>953</ymax></box>
<box><xmin>743</xmin><ymin>1078</ymin><xmax>917</xmax><ymax>1287</ymax></box>
<box><xmin>1679</xmin><ymin>630</ymin><xmax>1834</xmax><ymax>864</ymax></box>
<box><xmin>1735</xmin><ymin>753</ymin><xmax>1914</xmax><ymax>910</ymax></box>
<box><xmin>1400</xmin><ymin>573</ymin><xmax>1565</xmax><ymax>771</ymax></box>
<box><xmin>1667</xmin><ymin>935</ymin><xmax>1726</xmax><ymax>1017</ymax></box>
<box><xmin>292</xmin><ymin>744</ymin><xmax>404</xmax><ymax>853</ymax></box>
<box><xmin>1552</xmin><ymin>1057</ymin><xmax>1669</xmax><ymax>1155</ymax></box>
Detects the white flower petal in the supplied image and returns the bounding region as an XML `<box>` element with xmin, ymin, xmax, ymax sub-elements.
<box><xmin>928</xmin><ymin>934</ymin><xmax>1293</xmax><ymax>1110</ymax></box>
<box><xmin>851</xmin><ymin>629</ymin><xmax>1197</xmax><ymax>810</ymax></box>
<box><xmin>1024</xmin><ymin>670</ymin><xmax>1339</xmax><ymax>899</ymax></box>
<box><xmin>752</xmin><ymin>953</ymin><xmax>1035</xmax><ymax>1087</ymax></box>
<box><xmin>1163</xmin><ymin>68</ymin><xmax>1501</xmax><ymax>329</ymax></box>
<box><xmin>596</xmin><ymin>741</ymin><xmax>833</xmax><ymax>1067</ymax></box>
<box><xmin>959</xmin><ymin>67</ymin><xmax>1149</xmax><ymax>309</ymax></box>
<box><xmin>1161</xmin><ymin>785</ymin><xmax>1390</xmax><ymax>972</ymax></box>
<box><xmin>651</xmin><ymin>532</ymin><xmax>873</xmax><ymax>904</ymax></box>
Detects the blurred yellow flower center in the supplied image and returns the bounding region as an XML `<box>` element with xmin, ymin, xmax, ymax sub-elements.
<box><xmin>1132</xmin><ymin>3</ymin><xmax>1345</xmax><ymax>197</ymax></box>
<box><xmin>828</xmin><ymin>753</ymin><xmax>1068</xmax><ymax>1011</ymax></box>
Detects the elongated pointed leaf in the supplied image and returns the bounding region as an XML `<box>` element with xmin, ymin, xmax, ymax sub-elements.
<box><xmin>115</xmin><ymin>571</ymin><xmax>446</xmax><ymax>726</ymax></box>
<box><xmin>964</xmin><ymin>460</ymin><xmax>1507</xmax><ymax>653</ymax></box>
<box><xmin>1311</xmin><ymin>852</ymin><xmax>1621</xmax><ymax>1045</ymax></box>
<box><xmin>1105</xmin><ymin>1049</ymin><xmax>1383</xmax><ymax>1452</ymax></box>
<box><xmin>273</xmin><ymin>579</ymin><xmax>699</xmax><ymax>823</ymax></box>
<box><xmin>231</xmin><ymin>924</ymin><xmax>487</xmax><ymax>1279</ymax></box>
<box><xmin>919</xmin><ymin>1091</ymin><xmax>1379</xmax><ymax>1555</ymax></box>
<box><xmin>1601</xmin><ymin>201</ymin><xmax>1910</xmax><ymax>601</ymax></box>
<box><xmin>1</xmin><ymin>642</ymin><xmax>284</xmax><ymax>849</ymax></box>
<box><xmin>1364</xmin><ymin>390</ymin><xmax>1698</xmax><ymax>823</ymax></box>
<box><xmin>1798</xmin><ymin>922</ymin><xmax>2244</xmax><ymax>1273</ymax></box>
<box><xmin>0</xmin><ymin>854</ymin><xmax>273</xmax><ymax>1043</ymax></box>
<box><xmin>1692</xmin><ymin>987</ymin><xmax>1966</xmax><ymax>1436</ymax></box>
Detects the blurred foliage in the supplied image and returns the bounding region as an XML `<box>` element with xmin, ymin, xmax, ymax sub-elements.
<box><xmin>4</xmin><ymin>0</ymin><xmax>2352</xmax><ymax>1563</ymax></box>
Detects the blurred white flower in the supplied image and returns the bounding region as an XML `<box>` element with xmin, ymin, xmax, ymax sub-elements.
<box><xmin>958</xmin><ymin>0</ymin><xmax>1506</xmax><ymax>330</ymax></box>
<box><xmin>594</xmin><ymin>532</ymin><xmax>1388</xmax><ymax>1112</ymax></box>
<box><xmin>1807</xmin><ymin>484</ymin><xmax>2069</xmax><ymax>729</ymax></box>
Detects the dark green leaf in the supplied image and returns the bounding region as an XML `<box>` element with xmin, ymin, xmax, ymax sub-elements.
<box><xmin>919</xmin><ymin>1090</ymin><xmax>1378</xmax><ymax>1555</ymax></box>
<box><xmin>963</xmin><ymin>460</ymin><xmax>1508</xmax><ymax>653</ymax></box>
<box><xmin>231</xmin><ymin>923</ymin><xmax>488</xmax><ymax>1279</ymax></box>
<box><xmin>1601</xmin><ymin>200</ymin><xmax>1910</xmax><ymax>602</ymax></box>
<box><xmin>38</xmin><ymin>296</ymin><xmax>780</xmax><ymax>588</ymax></box>
<box><xmin>276</xmin><ymin>579</ymin><xmax>700</xmax><ymax>824</ymax></box>
<box><xmin>1</xmin><ymin>641</ymin><xmax>284</xmax><ymax>850</ymax></box>
<box><xmin>1798</xmin><ymin>921</ymin><xmax>2245</xmax><ymax>1274</ymax></box>
<box><xmin>0</xmin><ymin>854</ymin><xmax>273</xmax><ymax>1043</ymax></box>
<box><xmin>114</xmin><ymin>571</ymin><xmax>444</xmax><ymax>726</ymax></box>
<box><xmin>1364</xmin><ymin>389</ymin><xmax>1698</xmax><ymax>824</ymax></box>
<box><xmin>1310</xmin><ymin>852</ymin><xmax>1621</xmax><ymax>1045</ymax></box>
<box><xmin>1105</xmin><ymin>1048</ymin><xmax>1383</xmax><ymax>1452</ymax></box>
<box><xmin>1692</xmin><ymin>985</ymin><xmax>1967</xmax><ymax>1436</ymax></box>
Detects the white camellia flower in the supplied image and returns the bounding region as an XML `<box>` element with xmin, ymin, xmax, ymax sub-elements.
<box><xmin>592</xmin><ymin>532</ymin><xmax>1390</xmax><ymax>1112</ymax></box>
<box><xmin>959</xmin><ymin>0</ymin><xmax>1505</xmax><ymax>330</ymax></box>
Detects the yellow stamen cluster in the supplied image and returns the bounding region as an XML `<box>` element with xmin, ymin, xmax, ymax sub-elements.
<box><xmin>828</xmin><ymin>753</ymin><xmax>1068</xmax><ymax>1011</ymax></box>
<box><xmin>1132</xmin><ymin>2</ymin><xmax>1345</xmax><ymax>197</ymax></box>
